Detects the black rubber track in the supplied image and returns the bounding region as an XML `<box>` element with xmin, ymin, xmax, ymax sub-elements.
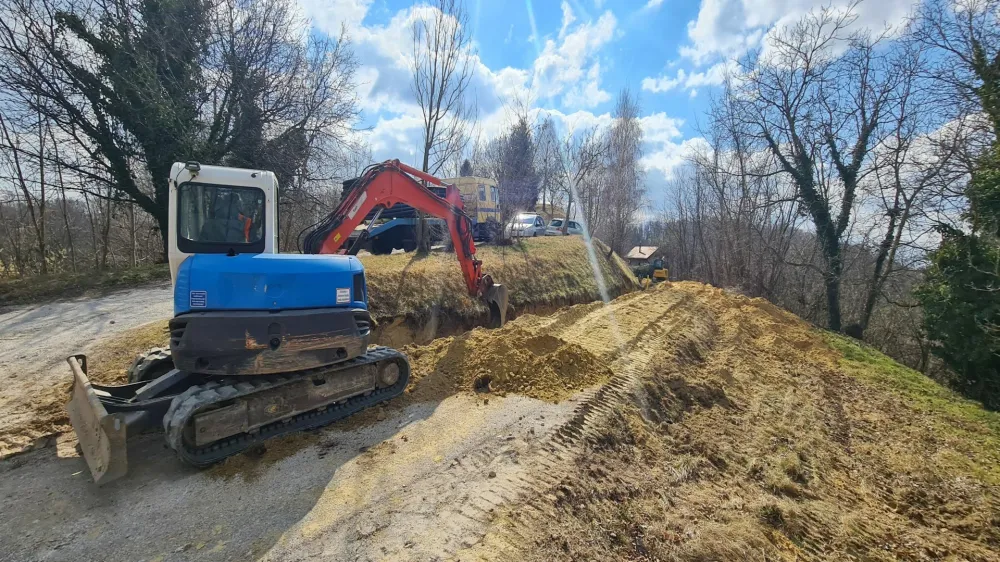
<box><xmin>162</xmin><ymin>347</ymin><xmax>410</xmax><ymax>467</ymax></box>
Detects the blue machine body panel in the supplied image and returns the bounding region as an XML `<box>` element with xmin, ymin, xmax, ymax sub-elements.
<box><xmin>174</xmin><ymin>253</ymin><xmax>367</xmax><ymax>315</ymax></box>
<box><xmin>367</xmin><ymin>217</ymin><xmax>444</xmax><ymax>238</ymax></box>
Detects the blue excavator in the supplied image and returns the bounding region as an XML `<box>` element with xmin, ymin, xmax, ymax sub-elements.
<box><xmin>66</xmin><ymin>159</ymin><xmax>509</xmax><ymax>484</ymax></box>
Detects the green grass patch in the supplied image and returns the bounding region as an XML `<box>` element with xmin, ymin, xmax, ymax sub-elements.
<box><xmin>0</xmin><ymin>263</ymin><xmax>170</xmax><ymax>307</ymax></box>
<box><xmin>825</xmin><ymin>332</ymin><xmax>1000</xmax><ymax>482</ymax></box>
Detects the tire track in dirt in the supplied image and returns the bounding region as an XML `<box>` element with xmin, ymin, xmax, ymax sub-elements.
<box><xmin>454</xmin><ymin>285</ymin><xmax>720</xmax><ymax>560</ymax></box>
<box><xmin>469</xmin><ymin>284</ymin><xmax>1000</xmax><ymax>562</ymax></box>
<box><xmin>426</xmin><ymin>290</ymin><xmax>712</xmax><ymax>557</ymax></box>
<box><xmin>259</xmin><ymin>285</ymin><xmax>715</xmax><ymax>561</ymax></box>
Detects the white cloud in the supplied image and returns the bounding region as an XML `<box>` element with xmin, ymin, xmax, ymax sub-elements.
<box><xmin>532</xmin><ymin>3</ymin><xmax>617</xmax><ymax>108</ymax></box>
<box><xmin>642</xmin><ymin>60</ymin><xmax>735</xmax><ymax>94</ymax></box>
<box><xmin>562</xmin><ymin>63</ymin><xmax>612</xmax><ymax>108</ymax></box>
<box><xmin>644</xmin><ymin>0</ymin><xmax>666</xmax><ymax>10</ymax></box>
<box><xmin>559</xmin><ymin>1</ymin><xmax>577</xmax><ymax>38</ymax></box>
<box><xmin>679</xmin><ymin>0</ymin><xmax>913</xmax><ymax>65</ymax></box>
<box><xmin>300</xmin><ymin>0</ymin><xmax>373</xmax><ymax>36</ymax></box>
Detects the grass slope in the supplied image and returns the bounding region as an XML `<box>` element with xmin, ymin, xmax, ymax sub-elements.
<box><xmin>364</xmin><ymin>236</ymin><xmax>636</xmax><ymax>323</ymax></box>
<box><xmin>0</xmin><ymin>264</ymin><xmax>170</xmax><ymax>307</ymax></box>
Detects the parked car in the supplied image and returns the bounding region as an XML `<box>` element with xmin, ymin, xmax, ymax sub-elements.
<box><xmin>504</xmin><ymin>212</ymin><xmax>547</xmax><ymax>238</ymax></box>
<box><xmin>546</xmin><ymin>218</ymin><xmax>583</xmax><ymax>236</ymax></box>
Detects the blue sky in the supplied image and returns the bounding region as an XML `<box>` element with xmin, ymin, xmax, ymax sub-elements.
<box><xmin>300</xmin><ymin>0</ymin><xmax>917</xmax><ymax>204</ymax></box>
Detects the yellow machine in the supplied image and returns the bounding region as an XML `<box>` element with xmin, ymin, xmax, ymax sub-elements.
<box><xmin>635</xmin><ymin>258</ymin><xmax>669</xmax><ymax>287</ymax></box>
<box><xmin>652</xmin><ymin>259</ymin><xmax>669</xmax><ymax>281</ymax></box>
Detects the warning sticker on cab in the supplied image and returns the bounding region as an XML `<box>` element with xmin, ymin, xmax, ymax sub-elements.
<box><xmin>336</xmin><ymin>288</ymin><xmax>351</xmax><ymax>304</ymax></box>
<box><xmin>190</xmin><ymin>290</ymin><xmax>207</xmax><ymax>308</ymax></box>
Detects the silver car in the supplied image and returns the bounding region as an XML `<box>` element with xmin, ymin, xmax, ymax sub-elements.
<box><xmin>546</xmin><ymin>218</ymin><xmax>583</xmax><ymax>236</ymax></box>
<box><xmin>505</xmin><ymin>213</ymin><xmax>547</xmax><ymax>238</ymax></box>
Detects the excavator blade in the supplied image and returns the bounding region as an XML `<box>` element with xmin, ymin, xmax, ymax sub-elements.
<box><xmin>66</xmin><ymin>355</ymin><xmax>129</xmax><ymax>485</ymax></box>
<box><xmin>484</xmin><ymin>283</ymin><xmax>509</xmax><ymax>328</ymax></box>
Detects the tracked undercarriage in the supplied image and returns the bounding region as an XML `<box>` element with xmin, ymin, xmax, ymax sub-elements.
<box><xmin>67</xmin><ymin>347</ymin><xmax>410</xmax><ymax>484</ymax></box>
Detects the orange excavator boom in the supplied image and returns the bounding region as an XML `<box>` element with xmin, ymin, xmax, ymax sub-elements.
<box><xmin>302</xmin><ymin>159</ymin><xmax>508</xmax><ymax>325</ymax></box>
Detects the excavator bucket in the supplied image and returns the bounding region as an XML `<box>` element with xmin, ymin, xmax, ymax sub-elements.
<box><xmin>484</xmin><ymin>283</ymin><xmax>509</xmax><ymax>328</ymax></box>
<box><xmin>66</xmin><ymin>355</ymin><xmax>129</xmax><ymax>485</ymax></box>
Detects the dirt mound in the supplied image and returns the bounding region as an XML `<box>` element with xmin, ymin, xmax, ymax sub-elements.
<box><xmin>469</xmin><ymin>282</ymin><xmax>1000</xmax><ymax>561</ymax></box>
<box><xmin>88</xmin><ymin>320</ymin><xmax>171</xmax><ymax>385</ymax></box>
<box><xmin>406</xmin><ymin>324</ymin><xmax>613</xmax><ymax>403</ymax></box>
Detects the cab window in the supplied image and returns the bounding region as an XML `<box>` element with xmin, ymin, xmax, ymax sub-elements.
<box><xmin>177</xmin><ymin>182</ymin><xmax>265</xmax><ymax>253</ymax></box>
<box><xmin>478</xmin><ymin>184</ymin><xmax>486</xmax><ymax>202</ymax></box>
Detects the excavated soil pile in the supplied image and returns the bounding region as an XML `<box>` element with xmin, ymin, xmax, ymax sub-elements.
<box><xmin>405</xmin><ymin>324</ymin><xmax>613</xmax><ymax>403</ymax></box>
<box><xmin>468</xmin><ymin>282</ymin><xmax>1000</xmax><ymax>562</ymax></box>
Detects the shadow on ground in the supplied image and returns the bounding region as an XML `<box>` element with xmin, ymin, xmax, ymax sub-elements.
<box><xmin>0</xmin><ymin>397</ymin><xmax>441</xmax><ymax>562</ymax></box>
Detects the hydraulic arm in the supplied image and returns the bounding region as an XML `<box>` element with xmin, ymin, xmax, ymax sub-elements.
<box><xmin>303</xmin><ymin>160</ymin><xmax>508</xmax><ymax>325</ymax></box>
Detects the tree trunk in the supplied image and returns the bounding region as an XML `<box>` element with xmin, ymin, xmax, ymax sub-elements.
<box><xmin>130</xmin><ymin>203</ymin><xmax>137</xmax><ymax>267</ymax></box>
<box><xmin>562</xmin><ymin>190</ymin><xmax>573</xmax><ymax>234</ymax></box>
<box><xmin>150</xmin><ymin>169</ymin><xmax>171</xmax><ymax>262</ymax></box>
<box><xmin>859</xmin><ymin>213</ymin><xmax>899</xmax><ymax>334</ymax></box>
<box><xmin>100</xmin><ymin>197</ymin><xmax>112</xmax><ymax>269</ymax></box>
<box><xmin>415</xmin><ymin>145</ymin><xmax>434</xmax><ymax>253</ymax></box>
<box><xmin>35</xmin><ymin>108</ymin><xmax>47</xmax><ymax>274</ymax></box>
<box><xmin>51</xmin><ymin>130</ymin><xmax>76</xmax><ymax>272</ymax></box>
<box><xmin>823</xmin><ymin>253</ymin><xmax>843</xmax><ymax>332</ymax></box>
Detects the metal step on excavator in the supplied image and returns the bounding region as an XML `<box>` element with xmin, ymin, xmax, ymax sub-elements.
<box><xmin>66</xmin><ymin>159</ymin><xmax>509</xmax><ymax>484</ymax></box>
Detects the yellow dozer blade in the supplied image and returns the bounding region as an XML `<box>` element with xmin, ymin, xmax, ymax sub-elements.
<box><xmin>65</xmin><ymin>355</ymin><xmax>129</xmax><ymax>485</ymax></box>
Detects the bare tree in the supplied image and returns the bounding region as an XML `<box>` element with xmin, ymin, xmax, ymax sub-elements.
<box><xmin>0</xmin><ymin>0</ymin><xmax>360</xmax><ymax>259</ymax></box>
<box><xmin>553</xmin><ymin>126</ymin><xmax>607</xmax><ymax>236</ymax></box>
<box><xmin>602</xmin><ymin>88</ymin><xmax>645</xmax><ymax>256</ymax></box>
<box><xmin>731</xmin><ymin>5</ymin><xmax>901</xmax><ymax>331</ymax></box>
<box><xmin>411</xmin><ymin>0</ymin><xmax>476</xmax><ymax>251</ymax></box>
<box><xmin>0</xmin><ymin>111</ymin><xmax>46</xmax><ymax>273</ymax></box>
<box><xmin>915</xmin><ymin>0</ymin><xmax>1000</xmax><ymax>138</ymax></box>
<box><xmin>535</xmin><ymin>118</ymin><xmax>561</xmax><ymax>214</ymax></box>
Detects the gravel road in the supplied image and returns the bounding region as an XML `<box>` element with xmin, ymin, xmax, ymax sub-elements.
<box><xmin>0</xmin><ymin>284</ymin><xmax>174</xmax><ymax>455</ymax></box>
<box><xmin>0</xmin><ymin>283</ymin><xmax>174</xmax><ymax>377</ymax></box>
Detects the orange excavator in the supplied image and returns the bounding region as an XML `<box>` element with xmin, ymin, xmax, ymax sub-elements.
<box><xmin>302</xmin><ymin>159</ymin><xmax>508</xmax><ymax>323</ymax></box>
<box><xmin>66</xmin><ymin>159</ymin><xmax>508</xmax><ymax>483</ymax></box>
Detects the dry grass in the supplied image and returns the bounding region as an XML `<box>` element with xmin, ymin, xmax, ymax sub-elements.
<box><xmin>87</xmin><ymin>321</ymin><xmax>171</xmax><ymax>385</ymax></box>
<box><xmin>363</xmin><ymin>236</ymin><xmax>636</xmax><ymax>323</ymax></box>
<box><xmin>0</xmin><ymin>263</ymin><xmax>170</xmax><ymax>307</ymax></box>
